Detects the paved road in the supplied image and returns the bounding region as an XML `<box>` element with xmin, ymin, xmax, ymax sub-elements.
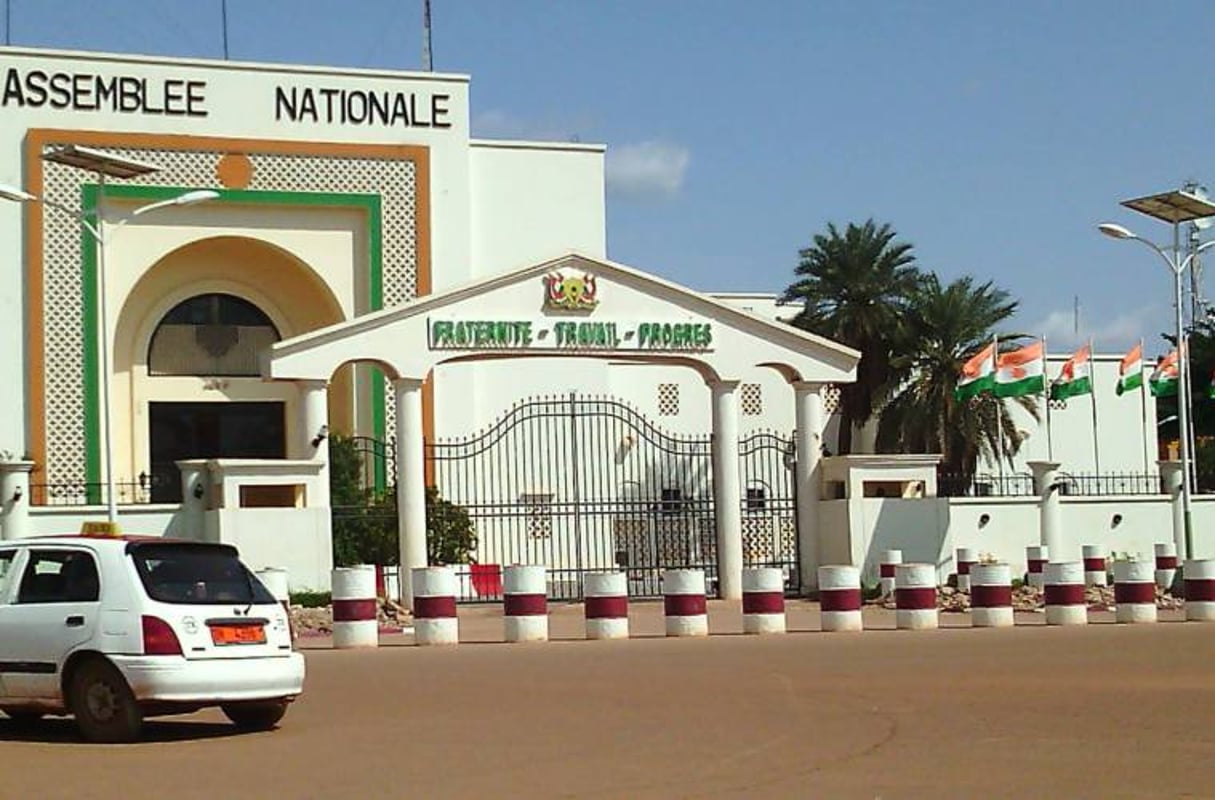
<box><xmin>2</xmin><ymin>604</ymin><xmax>1212</xmax><ymax>799</ymax></box>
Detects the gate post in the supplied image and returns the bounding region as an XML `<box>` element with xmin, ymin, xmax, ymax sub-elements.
<box><xmin>298</xmin><ymin>379</ymin><xmax>331</xmax><ymax>508</ymax></box>
<box><xmin>394</xmin><ymin>377</ymin><xmax>429</xmax><ymax>610</ymax></box>
<box><xmin>793</xmin><ymin>382</ymin><xmax>824</xmax><ymax>595</ymax></box>
<box><xmin>710</xmin><ymin>380</ymin><xmax>743</xmax><ymax>600</ymax></box>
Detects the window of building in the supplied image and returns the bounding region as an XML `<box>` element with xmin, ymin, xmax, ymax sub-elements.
<box><xmin>148</xmin><ymin>293</ymin><xmax>281</xmax><ymax>376</ymax></box>
<box><xmin>658</xmin><ymin>383</ymin><xmax>679</xmax><ymax>416</ymax></box>
<box><xmin>745</xmin><ymin>486</ymin><xmax>767</xmax><ymax>512</ymax></box>
<box><xmin>660</xmin><ymin>487</ymin><xmax>684</xmax><ymax>515</ymax></box>
<box><xmin>741</xmin><ymin>383</ymin><xmax>763</xmax><ymax>416</ymax></box>
<box><xmin>521</xmin><ymin>493</ymin><xmax>554</xmax><ymax>539</ymax></box>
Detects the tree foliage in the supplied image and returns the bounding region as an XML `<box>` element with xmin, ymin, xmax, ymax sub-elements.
<box><xmin>783</xmin><ymin>221</ymin><xmax>1037</xmax><ymax>475</ymax></box>
<box><xmin>782</xmin><ymin>219</ymin><xmax>921</xmax><ymax>453</ymax></box>
<box><xmin>876</xmin><ymin>274</ymin><xmax>1038</xmax><ymax>475</ymax></box>
<box><xmin>328</xmin><ymin>434</ymin><xmax>477</xmax><ymax>567</ymax></box>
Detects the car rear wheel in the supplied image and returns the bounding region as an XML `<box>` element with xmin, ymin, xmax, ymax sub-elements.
<box><xmin>68</xmin><ymin>659</ymin><xmax>143</xmax><ymax>743</ymax></box>
<box><xmin>221</xmin><ymin>700</ymin><xmax>289</xmax><ymax>731</ymax></box>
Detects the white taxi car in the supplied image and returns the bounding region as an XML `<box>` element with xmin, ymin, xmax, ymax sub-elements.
<box><xmin>0</xmin><ymin>534</ymin><xmax>305</xmax><ymax>742</ymax></box>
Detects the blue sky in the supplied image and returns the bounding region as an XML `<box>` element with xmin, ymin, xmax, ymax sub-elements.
<box><xmin>6</xmin><ymin>0</ymin><xmax>1215</xmax><ymax>357</ymax></box>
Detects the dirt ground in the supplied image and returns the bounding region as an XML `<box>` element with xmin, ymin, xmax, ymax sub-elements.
<box><xmin>2</xmin><ymin>600</ymin><xmax>1213</xmax><ymax>799</ymax></box>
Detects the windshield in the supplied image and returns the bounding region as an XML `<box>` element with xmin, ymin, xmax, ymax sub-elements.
<box><xmin>129</xmin><ymin>543</ymin><xmax>277</xmax><ymax>606</ymax></box>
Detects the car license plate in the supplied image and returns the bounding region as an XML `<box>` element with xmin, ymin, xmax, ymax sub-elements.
<box><xmin>210</xmin><ymin>625</ymin><xmax>266</xmax><ymax>645</ymax></box>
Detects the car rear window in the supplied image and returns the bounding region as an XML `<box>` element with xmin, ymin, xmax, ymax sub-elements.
<box><xmin>129</xmin><ymin>543</ymin><xmax>277</xmax><ymax>606</ymax></box>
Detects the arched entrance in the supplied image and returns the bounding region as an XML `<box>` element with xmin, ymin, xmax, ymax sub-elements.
<box><xmin>114</xmin><ymin>236</ymin><xmax>348</xmax><ymax>500</ymax></box>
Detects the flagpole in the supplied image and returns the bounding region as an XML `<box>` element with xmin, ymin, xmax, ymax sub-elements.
<box><xmin>1043</xmin><ymin>336</ymin><xmax>1053</xmax><ymax>462</ymax></box>
<box><xmin>1088</xmin><ymin>338</ymin><xmax>1101</xmax><ymax>476</ymax></box>
<box><xmin>994</xmin><ymin>335</ymin><xmax>1004</xmax><ymax>485</ymax></box>
<box><xmin>1139</xmin><ymin>338</ymin><xmax>1149</xmax><ymax>474</ymax></box>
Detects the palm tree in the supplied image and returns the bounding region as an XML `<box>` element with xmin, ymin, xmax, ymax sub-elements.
<box><xmin>875</xmin><ymin>274</ymin><xmax>1039</xmax><ymax>477</ymax></box>
<box><xmin>782</xmin><ymin>219</ymin><xmax>921</xmax><ymax>453</ymax></box>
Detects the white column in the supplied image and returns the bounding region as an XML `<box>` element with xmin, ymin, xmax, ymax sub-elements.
<box><xmin>298</xmin><ymin>379</ymin><xmax>330</xmax><ymax>508</ymax></box>
<box><xmin>0</xmin><ymin>460</ymin><xmax>35</xmax><ymax>541</ymax></box>
<box><xmin>1028</xmin><ymin>460</ymin><xmax>1063</xmax><ymax>560</ymax></box>
<box><xmin>394</xmin><ymin>378</ymin><xmax>429</xmax><ymax>610</ymax></box>
<box><xmin>710</xmin><ymin>379</ymin><xmax>743</xmax><ymax>600</ymax></box>
<box><xmin>175</xmin><ymin>459</ymin><xmax>208</xmax><ymax>541</ymax></box>
<box><xmin>793</xmin><ymin>382</ymin><xmax>824</xmax><ymax>594</ymax></box>
<box><xmin>1159</xmin><ymin>460</ymin><xmax>1185</xmax><ymax>561</ymax></box>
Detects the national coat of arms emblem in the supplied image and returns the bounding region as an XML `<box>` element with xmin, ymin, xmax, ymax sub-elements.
<box><xmin>544</xmin><ymin>270</ymin><xmax>599</xmax><ymax>310</ymax></box>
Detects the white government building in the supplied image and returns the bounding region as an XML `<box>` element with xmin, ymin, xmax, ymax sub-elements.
<box><xmin>0</xmin><ymin>46</ymin><xmax>1204</xmax><ymax>604</ymax></box>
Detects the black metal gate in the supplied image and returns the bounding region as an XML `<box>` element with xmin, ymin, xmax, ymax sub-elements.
<box><xmin>738</xmin><ymin>431</ymin><xmax>800</xmax><ymax>594</ymax></box>
<box><xmin>426</xmin><ymin>394</ymin><xmax>718</xmax><ymax>601</ymax></box>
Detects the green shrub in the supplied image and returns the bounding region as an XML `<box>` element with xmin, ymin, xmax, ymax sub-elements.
<box><xmin>328</xmin><ymin>434</ymin><xmax>477</xmax><ymax>567</ymax></box>
<box><xmin>291</xmin><ymin>590</ymin><xmax>332</xmax><ymax>608</ymax></box>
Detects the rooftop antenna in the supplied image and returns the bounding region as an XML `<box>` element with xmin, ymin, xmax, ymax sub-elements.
<box><xmin>221</xmin><ymin>0</ymin><xmax>229</xmax><ymax>60</ymax></box>
<box><xmin>422</xmin><ymin>0</ymin><xmax>433</xmax><ymax>71</ymax></box>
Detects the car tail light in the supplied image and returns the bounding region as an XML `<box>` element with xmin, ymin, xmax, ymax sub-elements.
<box><xmin>142</xmin><ymin>615</ymin><xmax>183</xmax><ymax>656</ymax></box>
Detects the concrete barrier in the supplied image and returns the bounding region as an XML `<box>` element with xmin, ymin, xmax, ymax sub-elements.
<box><xmin>971</xmin><ymin>563</ymin><xmax>1014</xmax><ymax>628</ymax></box>
<box><xmin>956</xmin><ymin>547</ymin><xmax>978</xmax><ymax>593</ymax></box>
<box><xmin>1082</xmin><ymin>545</ymin><xmax>1108</xmax><ymax>587</ymax></box>
<box><xmin>503</xmin><ymin>565</ymin><xmax>549</xmax><ymax>642</ymax></box>
<box><xmin>1184</xmin><ymin>559</ymin><xmax>1215</xmax><ymax>622</ymax></box>
<box><xmin>256</xmin><ymin>567</ymin><xmax>293</xmax><ymax>641</ymax></box>
<box><xmin>818</xmin><ymin>565</ymin><xmax>862</xmax><ymax>632</ymax></box>
<box><xmin>332</xmin><ymin>565</ymin><xmax>378</xmax><ymax>649</ymax></box>
<box><xmin>584</xmin><ymin>571</ymin><xmax>629</xmax><ymax>640</ymax></box>
<box><xmin>895</xmin><ymin>563</ymin><xmax>938</xmax><ymax>630</ymax></box>
<box><xmin>663</xmin><ymin>568</ymin><xmax>708</xmax><ymax>637</ymax></box>
<box><xmin>879</xmin><ymin>549</ymin><xmax>902</xmax><ymax>599</ymax></box>
<box><xmin>1154</xmin><ymin>542</ymin><xmax>1178</xmax><ymax>591</ymax></box>
<box><xmin>1044</xmin><ymin>561</ymin><xmax>1087</xmax><ymax>626</ymax></box>
<box><xmin>1113</xmin><ymin>559</ymin><xmax>1157</xmax><ymax>624</ymax></box>
<box><xmin>1026</xmin><ymin>546</ymin><xmax>1048</xmax><ymax>591</ymax></box>
<box><xmin>742</xmin><ymin>567</ymin><xmax>785</xmax><ymax>635</ymax></box>
<box><xmin>412</xmin><ymin>567</ymin><xmax>459</xmax><ymax>646</ymax></box>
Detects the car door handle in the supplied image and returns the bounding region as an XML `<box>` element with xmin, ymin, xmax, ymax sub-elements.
<box><xmin>65</xmin><ymin>615</ymin><xmax>85</xmax><ymax>627</ymax></box>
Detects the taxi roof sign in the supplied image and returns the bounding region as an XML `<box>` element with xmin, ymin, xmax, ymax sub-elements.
<box><xmin>80</xmin><ymin>521</ymin><xmax>122</xmax><ymax>537</ymax></box>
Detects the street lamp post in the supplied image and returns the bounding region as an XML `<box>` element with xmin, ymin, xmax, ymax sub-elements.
<box><xmin>1</xmin><ymin>147</ymin><xmax>216</xmax><ymax>530</ymax></box>
<box><xmin>1099</xmin><ymin>188</ymin><xmax>1215</xmax><ymax>561</ymax></box>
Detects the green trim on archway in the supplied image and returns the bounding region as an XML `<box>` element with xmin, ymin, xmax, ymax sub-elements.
<box><xmin>79</xmin><ymin>184</ymin><xmax>386</xmax><ymax>492</ymax></box>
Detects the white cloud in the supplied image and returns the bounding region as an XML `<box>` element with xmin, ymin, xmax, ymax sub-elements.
<box><xmin>606</xmin><ymin>141</ymin><xmax>690</xmax><ymax>199</ymax></box>
<box><xmin>1029</xmin><ymin>305</ymin><xmax>1164</xmax><ymax>353</ymax></box>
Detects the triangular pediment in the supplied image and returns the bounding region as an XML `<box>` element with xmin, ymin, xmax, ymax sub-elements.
<box><xmin>265</xmin><ymin>252</ymin><xmax>859</xmax><ymax>384</ymax></box>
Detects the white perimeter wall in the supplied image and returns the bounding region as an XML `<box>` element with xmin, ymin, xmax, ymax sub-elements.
<box><xmin>824</xmin><ymin>494</ymin><xmax>1215</xmax><ymax>588</ymax></box>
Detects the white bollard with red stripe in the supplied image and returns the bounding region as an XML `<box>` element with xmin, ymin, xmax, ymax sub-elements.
<box><xmin>1154</xmin><ymin>543</ymin><xmax>1178</xmax><ymax>591</ymax></box>
<box><xmin>970</xmin><ymin>563</ymin><xmax>1014</xmax><ymax>628</ymax></box>
<box><xmin>1026</xmin><ymin>546</ymin><xmax>1048</xmax><ymax>591</ymax></box>
<box><xmin>955</xmin><ymin>547</ymin><xmax>978</xmax><ymax>592</ymax></box>
<box><xmin>256</xmin><ymin>567</ymin><xmax>294</xmax><ymax>640</ymax></box>
<box><xmin>879</xmin><ymin>550</ymin><xmax>902</xmax><ymax>599</ymax></box>
<box><xmin>332</xmin><ymin>565</ymin><xmax>379</xmax><ymax>649</ymax></box>
<box><xmin>1113</xmin><ymin>559</ymin><xmax>1157</xmax><ymax>624</ymax></box>
<box><xmin>1082</xmin><ymin>545</ymin><xmax>1108</xmax><ymax>587</ymax></box>
<box><xmin>1184</xmin><ymin>559</ymin><xmax>1215</xmax><ymax>622</ymax></box>
<box><xmin>818</xmin><ymin>565</ymin><xmax>862</xmax><ymax>632</ymax></box>
<box><xmin>584</xmin><ymin>572</ymin><xmax>629</xmax><ymax>640</ymax></box>
<box><xmin>742</xmin><ymin>567</ymin><xmax>786</xmax><ymax>634</ymax></box>
<box><xmin>895</xmin><ymin>563</ymin><xmax>938</xmax><ymax>630</ymax></box>
<box><xmin>1044</xmin><ymin>561</ymin><xmax>1087</xmax><ymax>626</ymax></box>
<box><xmin>663</xmin><ymin>569</ymin><xmax>708</xmax><ymax>637</ymax></box>
<box><xmin>412</xmin><ymin>567</ymin><xmax>459</xmax><ymax>646</ymax></box>
<box><xmin>503</xmin><ymin>565</ymin><xmax>549</xmax><ymax>642</ymax></box>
